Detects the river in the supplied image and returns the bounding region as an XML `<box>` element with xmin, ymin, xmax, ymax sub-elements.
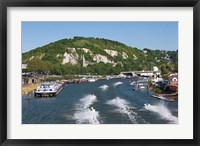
<box><xmin>22</xmin><ymin>78</ymin><xmax>178</xmax><ymax>124</ymax></box>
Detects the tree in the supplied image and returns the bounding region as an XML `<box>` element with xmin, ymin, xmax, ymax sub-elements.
<box><xmin>166</xmin><ymin>64</ymin><xmax>173</xmax><ymax>71</ymax></box>
<box><xmin>160</xmin><ymin>64</ymin><xmax>174</xmax><ymax>75</ymax></box>
<box><xmin>160</xmin><ymin>64</ymin><xmax>167</xmax><ymax>74</ymax></box>
<box><xmin>52</xmin><ymin>64</ymin><xmax>62</xmax><ymax>75</ymax></box>
<box><xmin>27</xmin><ymin>58</ymin><xmax>52</xmax><ymax>73</ymax></box>
<box><xmin>173</xmin><ymin>62</ymin><xmax>178</xmax><ymax>72</ymax></box>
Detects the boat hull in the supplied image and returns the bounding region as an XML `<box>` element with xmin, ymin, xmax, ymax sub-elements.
<box><xmin>35</xmin><ymin>92</ymin><xmax>56</xmax><ymax>97</ymax></box>
<box><xmin>151</xmin><ymin>94</ymin><xmax>178</xmax><ymax>102</ymax></box>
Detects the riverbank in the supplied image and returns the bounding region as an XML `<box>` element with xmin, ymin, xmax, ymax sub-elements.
<box><xmin>22</xmin><ymin>83</ymin><xmax>40</xmax><ymax>95</ymax></box>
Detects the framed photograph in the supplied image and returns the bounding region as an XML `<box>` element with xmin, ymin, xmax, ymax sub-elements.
<box><xmin>0</xmin><ymin>0</ymin><xmax>199</xmax><ymax>145</ymax></box>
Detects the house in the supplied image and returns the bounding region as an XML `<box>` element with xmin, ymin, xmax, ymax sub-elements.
<box><xmin>168</xmin><ymin>73</ymin><xmax>178</xmax><ymax>85</ymax></box>
<box><xmin>143</xmin><ymin>50</ymin><xmax>148</xmax><ymax>56</ymax></box>
<box><xmin>153</xmin><ymin>66</ymin><xmax>159</xmax><ymax>72</ymax></box>
<box><xmin>22</xmin><ymin>76</ymin><xmax>40</xmax><ymax>85</ymax></box>
<box><xmin>22</xmin><ymin>62</ymin><xmax>28</xmax><ymax>69</ymax></box>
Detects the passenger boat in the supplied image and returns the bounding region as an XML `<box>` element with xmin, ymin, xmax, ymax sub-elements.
<box><xmin>35</xmin><ymin>82</ymin><xmax>63</xmax><ymax>97</ymax></box>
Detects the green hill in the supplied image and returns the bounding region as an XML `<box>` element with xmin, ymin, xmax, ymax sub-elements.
<box><xmin>22</xmin><ymin>37</ymin><xmax>178</xmax><ymax>75</ymax></box>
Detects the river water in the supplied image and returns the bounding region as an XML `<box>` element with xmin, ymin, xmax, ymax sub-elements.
<box><xmin>22</xmin><ymin>78</ymin><xmax>178</xmax><ymax>124</ymax></box>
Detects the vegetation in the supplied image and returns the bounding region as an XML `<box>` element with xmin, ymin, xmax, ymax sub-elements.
<box><xmin>160</xmin><ymin>63</ymin><xmax>177</xmax><ymax>80</ymax></box>
<box><xmin>23</xmin><ymin>37</ymin><xmax>178</xmax><ymax>75</ymax></box>
<box><xmin>154</xmin><ymin>87</ymin><xmax>163</xmax><ymax>94</ymax></box>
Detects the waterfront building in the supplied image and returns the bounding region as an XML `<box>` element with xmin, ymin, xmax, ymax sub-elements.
<box><xmin>168</xmin><ymin>73</ymin><xmax>178</xmax><ymax>85</ymax></box>
<box><xmin>22</xmin><ymin>76</ymin><xmax>40</xmax><ymax>85</ymax></box>
<box><xmin>22</xmin><ymin>62</ymin><xmax>27</xmax><ymax>69</ymax></box>
<box><xmin>153</xmin><ymin>66</ymin><xmax>159</xmax><ymax>72</ymax></box>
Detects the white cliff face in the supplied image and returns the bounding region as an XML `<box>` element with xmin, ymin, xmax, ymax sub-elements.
<box><xmin>133</xmin><ymin>54</ymin><xmax>138</xmax><ymax>60</ymax></box>
<box><xmin>29</xmin><ymin>56</ymin><xmax>34</xmax><ymax>61</ymax></box>
<box><xmin>112</xmin><ymin>63</ymin><xmax>117</xmax><ymax>67</ymax></box>
<box><xmin>81</xmin><ymin>48</ymin><xmax>91</xmax><ymax>53</ymax></box>
<box><xmin>61</xmin><ymin>52</ymin><xmax>79</xmax><ymax>65</ymax></box>
<box><xmin>56</xmin><ymin>54</ymin><xmax>62</xmax><ymax>58</ymax></box>
<box><xmin>81</xmin><ymin>48</ymin><xmax>93</xmax><ymax>56</ymax></box>
<box><xmin>44</xmin><ymin>47</ymin><xmax>137</xmax><ymax>66</ymax></box>
<box><xmin>61</xmin><ymin>48</ymin><xmax>79</xmax><ymax>65</ymax></box>
<box><xmin>122</xmin><ymin>52</ymin><xmax>128</xmax><ymax>59</ymax></box>
<box><xmin>68</xmin><ymin>48</ymin><xmax>76</xmax><ymax>53</ymax></box>
<box><xmin>39</xmin><ymin>53</ymin><xmax>45</xmax><ymax>59</ymax></box>
<box><xmin>93</xmin><ymin>54</ymin><xmax>112</xmax><ymax>64</ymax></box>
<box><xmin>104</xmin><ymin>49</ymin><xmax>118</xmax><ymax>57</ymax></box>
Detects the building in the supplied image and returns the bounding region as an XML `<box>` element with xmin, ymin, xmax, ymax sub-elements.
<box><xmin>80</xmin><ymin>55</ymin><xmax>86</xmax><ymax>67</ymax></box>
<box><xmin>153</xmin><ymin>66</ymin><xmax>159</xmax><ymax>72</ymax></box>
<box><xmin>168</xmin><ymin>73</ymin><xmax>178</xmax><ymax>85</ymax></box>
<box><xmin>22</xmin><ymin>62</ymin><xmax>27</xmax><ymax>69</ymax></box>
<box><xmin>143</xmin><ymin>50</ymin><xmax>148</xmax><ymax>56</ymax></box>
<box><xmin>22</xmin><ymin>76</ymin><xmax>40</xmax><ymax>85</ymax></box>
<box><xmin>80</xmin><ymin>54</ymin><xmax>94</xmax><ymax>67</ymax></box>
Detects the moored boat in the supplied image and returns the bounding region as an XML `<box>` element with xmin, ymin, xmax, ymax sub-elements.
<box><xmin>87</xmin><ymin>78</ymin><xmax>96</xmax><ymax>82</ymax></box>
<box><xmin>34</xmin><ymin>82</ymin><xmax>63</xmax><ymax>97</ymax></box>
<box><xmin>129</xmin><ymin>81</ymin><xmax>136</xmax><ymax>86</ymax></box>
<box><xmin>151</xmin><ymin>93</ymin><xmax>178</xmax><ymax>102</ymax></box>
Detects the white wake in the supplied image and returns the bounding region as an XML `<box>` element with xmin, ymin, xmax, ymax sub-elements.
<box><xmin>106</xmin><ymin>97</ymin><xmax>137</xmax><ymax>123</ymax></box>
<box><xmin>99</xmin><ymin>85</ymin><xmax>109</xmax><ymax>91</ymax></box>
<box><xmin>73</xmin><ymin>94</ymin><xmax>100</xmax><ymax>124</ymax></box>
<box><xmin>144</xmin><ymin>103</ymin><xmax>178</xmax><ymax>124</ymax></box>
<box><xmin>113</xmin><ymin>82</ymin><xmax>123</xmax><ymax>87</ymax></box>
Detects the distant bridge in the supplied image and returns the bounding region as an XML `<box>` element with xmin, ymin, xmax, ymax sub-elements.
<box><xmin>120</xmin><ymin>70</ymin><xmax>161</xmax><ymax>77</ymax></box>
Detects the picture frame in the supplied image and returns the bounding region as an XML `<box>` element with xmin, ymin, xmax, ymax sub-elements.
<box><xmin>0</xmin><ymin>0</ymin><xmax>199</xmax><ymax>145</ymax></box>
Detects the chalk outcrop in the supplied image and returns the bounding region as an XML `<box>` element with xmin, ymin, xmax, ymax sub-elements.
<box><xmin>62</xmin><ymin>52</ymin><xmax>79</xmax><ymax>65</ymax></box>
<box><xmin>122</xmin><ymin>52</ymin><xmax>128</xmax><ymax>59</ymax></box>
<box><xmin>93</xmin><ymin>54</ymin><xmax>112</xmax><ymax>64</ymax></box>
<box><xmin>105</xmin><ymin>49</ymin><xmax>118</xmax><ymax>57</ymax></box>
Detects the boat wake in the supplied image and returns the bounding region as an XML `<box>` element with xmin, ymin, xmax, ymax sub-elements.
<box><xmin>73</xmin><ymin>94</ymin><xmax>100</xmax><ymax>124</ymax></box>
<box><xmin>99</xmin><ymin>85</ymin><xmax>109</xmax><ymax>91</ymax></box>
<box><xmin>79</xmin><ymin>94</ymin><xmax>97</xmax><ymax>109</ymax></box>
<box><xmin>106</xmin><ymin>97</ymin><xmax>138</xmax><ymax>123</ymax></box>
<box><xmin>73</xmin><ymin>107</ymin><xmax>100</xmax><ymax>124</ymax></box>
<box><xmin>144</xmin><ymin>103</ymin><xmax>178</xmax><ymax>124</ymax></box>
<box><xmin>113</xmin><ymin>82</ymin><xmax>123</xmax><ymax>87</ymax></box>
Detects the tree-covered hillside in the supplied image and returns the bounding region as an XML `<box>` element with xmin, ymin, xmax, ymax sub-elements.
<box><xmin>22</xmin><ymin>37</ymin><xmax>178</xmax><ymax>75</ymax></box>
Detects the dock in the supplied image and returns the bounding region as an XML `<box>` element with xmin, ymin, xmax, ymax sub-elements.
<box><xmin>22</xmin><ymin>83</ymin><xmax>39</xmax><ymax>95</ymax></box>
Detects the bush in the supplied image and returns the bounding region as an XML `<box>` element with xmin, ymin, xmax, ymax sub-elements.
<box><xmin>42</xmin><ymin>77</ymin><xmax>62</xmax><ymax>81</ymax></box>
<box><xmin>154</xmin><ymin>87</ymin><xmax>162</xmax><ymax>94</ymax></box>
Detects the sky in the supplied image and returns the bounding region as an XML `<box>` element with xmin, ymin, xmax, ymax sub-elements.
<box><xmin>22</xmin><ymin>22</ymin><xmax>178</xmax><ymax>53</ymax></box>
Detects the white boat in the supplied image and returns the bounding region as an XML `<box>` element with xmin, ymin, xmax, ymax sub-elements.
<box><xmin>35</xmin><ymin>82</ymin><xmax>63</xmax><ymax>97</ymax></box>
<box><xmin>151</xmin><ymin>77</ymin><xmax>163</xmax><ymax>83</ymax></box>
<box><xmin>151</xmin><ymin>94</ymin><xmax>177</xmax><ymax>102</ymax></box>
<box><xmin>133</xmin><ymin>87</ymin><xmax>139</xmax><ymax>91</ymax></box>
<box><xmin>88</xmin><ymin>78</ymin><xmax>96</xmax><ymax>82</ymax></box>
<box><xmin>139</xmin><ymin>86</ymin><xmax>146</xmax><ymax>89</ymax></box>
<box><xmin>129</xmin><ymin>81</ymin><xmax>136</xmax><ymax>85</ymax></box>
